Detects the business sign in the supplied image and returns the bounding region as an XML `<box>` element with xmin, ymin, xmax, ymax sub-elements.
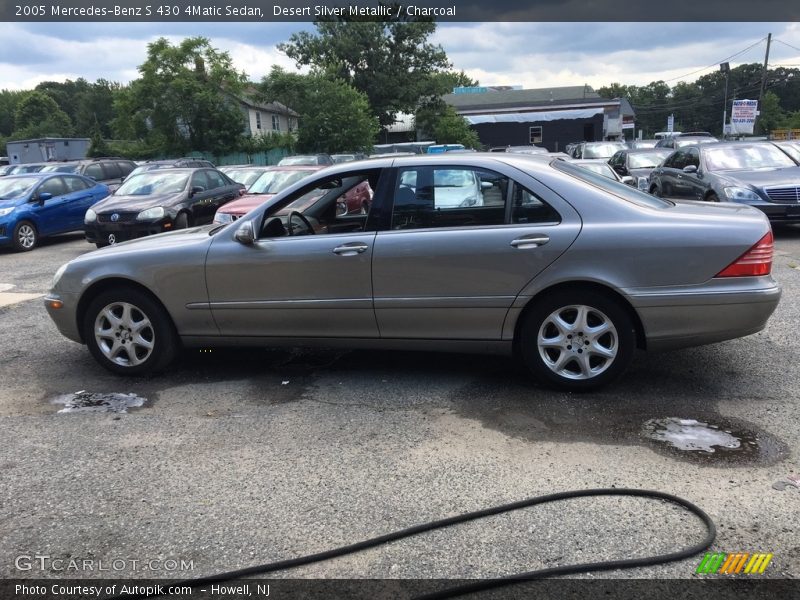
<box><xmin>730</xmin><ymin>99</ymin><xmax>758</xmax><ymax>135</ymax></box>
<box><xmin>667</xmin><ymin>114</ymin><xmax>675</xmax><ymax>133</ymax></box>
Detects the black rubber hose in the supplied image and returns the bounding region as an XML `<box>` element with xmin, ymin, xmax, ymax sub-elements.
<box><xmin>117</xmin><ymin>488</ymin><xmax>716</xmax><ymax>599</ymax></box>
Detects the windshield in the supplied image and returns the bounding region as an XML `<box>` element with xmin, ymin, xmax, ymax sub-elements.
<box><xmin>705</xmin><ymin>145</ymin><xmax>795</xmax><ymax>171</ymax></box>
<box><xmin>114</xmin><ymin>172</ymin><xmax>188</xmax><ymax>196</ymax></box>
<box><xmin>225</xmin><ymin>169</ymin><xmax>266</xmax><ymax>187</ymax></box>
<box><xmin>776</xmin><ymin>143</ymin><xmax>800</xmax><ymax>163</ymax></box>
<box><xmin>249</xmin><ymin>169</ymin><xmax>313</xmax><ymax>194</ymax></box>
<box><xmin>40</xmin><ymin>164</ymin><xmax>79</xmax><ymax>173</ymax></box>
<box><xmin>628</xmin><ymin>151</ymin><xmax>671</xmax><ymax>169</ymax></box>
<box><xmin>576</xmin><ymin>162</ymin><xmax>617</xmax><ymax>179</ymax></box>
<box><xmin>554</xmin><ymin>160</ymin><xmax>672</xmax><ymax>209</ymax></box>
<box><xmin>582</xmin><ymin>143</ymin><xmax>626</xmax><ymax>158</ymax></box>
<box><xmin>279</xmin><ymin>156</ymin><xmax>318</xmax><ymax>166</ymax></box>
<box><xmin>675</xmin><ymin>138</ymin><xmax>718</xmax><ymax>149</ymax></box>
<box><xmin>0</xmin><ymin>177</ymin><xmax>39</xmax><ymax>198</ymax></box>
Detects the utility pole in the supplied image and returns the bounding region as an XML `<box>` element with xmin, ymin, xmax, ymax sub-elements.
<box><xmin>757</xmin><ymin>33</ymin><xmax>772</xmax><ymax>134</ymax></box>
<box><xmin>720</xmin><ymin>62</ymin><xmax>730</xmax><ymax>138</ymax></box>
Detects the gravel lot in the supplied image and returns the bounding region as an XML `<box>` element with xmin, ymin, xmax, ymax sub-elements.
<box><xmin>0</xmin><ymin>228</ymin><xmax>798</xmax><ymax>591</ymax></box>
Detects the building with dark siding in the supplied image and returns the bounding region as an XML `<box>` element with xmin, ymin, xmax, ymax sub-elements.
<box><xmin>443</xmin><ymin>86</ymin><xmax>636</xmax><ymax>152</ymax></box>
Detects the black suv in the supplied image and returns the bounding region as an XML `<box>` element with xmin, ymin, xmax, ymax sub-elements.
<box><xmin>39</xmin><ymin>158</ymin><xmax>137</xmax><ymax>192</ymax></box>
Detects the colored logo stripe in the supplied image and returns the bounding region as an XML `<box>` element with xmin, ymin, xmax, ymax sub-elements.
<box><xmin>696</xmin><ymin>552</ymin><xmax>772</xmax><ymax>574</ymax></box>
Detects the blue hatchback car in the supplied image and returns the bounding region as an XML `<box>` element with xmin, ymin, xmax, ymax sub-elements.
<box><xmin>0</xmin><ymin>173</ymin><xmax>109</xmax><ymax>251</ymax></box>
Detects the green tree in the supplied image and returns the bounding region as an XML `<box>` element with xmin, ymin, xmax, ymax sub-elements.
<box><xmin>415</xmin><ymin>104</ymin><xmax>479</xmax><ymax>147</ymax></box>
<box><xmin>12</xmin><ymin>91</ymin><xmax>73</xmax><ymax>139</ymax></box>
<box><xmin>279</xmin><ymin>19</ymin><xmax>451</xmax><ymax>129</ymax></box>
<box><xmin>87</xmin><ymin>122</ymin><xmax>112</xmax><ymax>157</ymax></box>
<box><xmin>121</xmin><ymin>37</ymin><xmax>249</xmax><ymax>154</ymax></box>
<box><xmin>0</xmin><ymin>90</ymin><xmax>25</xmax><ymax>138</ymax></box>
<box><xmin>260</xmin><ymin>67</ymin><xmax>379</xmax><ymax>153</ymax></box>
<box><xmin>757</xmin><ymin>91</ymin><xmax>784</xmax><ymax>134</ymax></box>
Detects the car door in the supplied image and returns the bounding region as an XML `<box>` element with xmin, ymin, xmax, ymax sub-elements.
<box><xmin>29</xmin><ymin>177</ymin><xmax>69</xmax><ymax>235</ymax></box>
<box><xmin>371</xmin><ymin>163</ymin><xmax>581</xmax><ymax>340</ymax></box>
<box><xmin>656</xmin><ymin>150</ymin><xmax>688</xmax><ymax>198</ymax></box>
<box><xmin>679</xmin><ymin>147</ymin><xmax>707</xmax><ymax>200</ymax></box>
<box><xmin>187</xmin><ymin>170</ymin><xmax>217</xmax><ymax>223</ymax></box>
<box><xmin>205</xmin><ymin>169</ymin><xmax>238</xmax><ymax>216</ymax></box>
<box><xmin>204</xmin><ymin>168</ymin><xmax>384</xmax><ymax>338</ymax></box>
<box><xmin>60</xmin><ymin>175</ymin><xmax>96</xmax><ymax>230</ymax></box>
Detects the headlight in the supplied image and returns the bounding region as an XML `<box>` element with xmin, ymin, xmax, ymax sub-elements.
<box><xmin>214</xmin><ymin>212</ymin><xmax>233</xmax><ymax>224</ymax></box>
<box><xmin>84</xmin><ymin>208</ymin><xmax>97</xmax><ymax>223</ymax></box>
<box><xmin>136</xmin><ymin>206</ymin><xmax>165</xmax><ymax>221</ymax></box>
<box><xmin>637</xmin><ymin>177</ymin><xmax>649</xmax><ymax>191</ymax></box>
<box><xmin>723</xmin><ymin>187</ymin><xmax>761</xmax><ymax>202</ymax></box>
<box><xmin>51</xmin><ymin>263</ymin><xmax>68</xmax><ymax>289</ymax></box>
<box><xmin>0</xmin><ymin>206</ymin><xmax>15</xmax><ymax>218</ymax></box>
<box><xmin>459</xmin><ymin>196</ymin><xmax>478</xmax><ymax>207</ymax></box>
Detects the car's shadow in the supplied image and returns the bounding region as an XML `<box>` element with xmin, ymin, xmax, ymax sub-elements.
<box><xmin>0</xmin><ymin>232</ymin><xmax>87</xmax><ymax>255</ymax></box>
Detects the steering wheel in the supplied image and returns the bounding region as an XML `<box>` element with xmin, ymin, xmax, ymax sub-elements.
<box><xmin>287</xmin><ymin>210</ymin><xmax>316</xmax><ymax>236</ymax></box>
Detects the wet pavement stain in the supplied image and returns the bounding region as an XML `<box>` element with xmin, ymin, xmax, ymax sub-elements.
<box><xmin>642</xmin><ymin>417</ymin><xmax>750</xmax><ymax>453</ymax></box>
<box><xmin>450</xmin><ymin>372</ymin><xmax>788</xmax><ymax>467</ymax></box>
<box><xmin>52</xmin><ymin>391</ymin><xmax>147</xmax><ymax>414</ymax></box>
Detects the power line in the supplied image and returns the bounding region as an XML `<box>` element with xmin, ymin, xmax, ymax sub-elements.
<box><xmin>659</xmin><ymin>36</ymin><xmax>767</xmax><ymax>83</ymax></box>
<box><xmin>773</xmin><ymin>38</ymin><xmax>800</xmax><ymax>54</ymax></box>
<box><xmin>631</xmin><ymin>81</ymin><xmax>768</xmax><ymax>114</ymax></box>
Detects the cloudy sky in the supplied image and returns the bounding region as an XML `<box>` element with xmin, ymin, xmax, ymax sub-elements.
<box><xmin>1</xmin><ymin>22</ymin><xmax>799</xmax><ymax>92</ymax></box>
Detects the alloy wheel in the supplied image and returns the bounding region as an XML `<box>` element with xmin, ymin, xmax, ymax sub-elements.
<box><xmin>537</xmin><ymin>304</ymin><xmax>618</xmax><ymax>380</ymax></box>
<box><xmin>94</xmin><ymin>302</ymin><xmax>155</xmax><ymax>367</ymax></box>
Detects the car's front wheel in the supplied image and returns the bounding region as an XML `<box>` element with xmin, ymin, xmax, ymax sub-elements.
<box><xmin>519</xmin><ymin>290</ymin><xmax>636</xmax><ymax>391</ymax></box>
<box><xmin>82</xmin><ymin>287</ymin><xmax>178</xmax><ymax>375</ymax></box>
<box><xmin>12</xmin><ymin>220</ymin><xmax>38</xmax><ymax>252</ymax></box>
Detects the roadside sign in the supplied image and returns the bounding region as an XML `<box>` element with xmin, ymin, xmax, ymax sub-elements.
<box><xmin>667</xmin><ymin>114</ymin><xmax>675</xmax><ymax>133</ymax></box>
<box><xmin>730</xmin><ymin>100</ymin><xmax>758</xmax><ymax>135</ymax></box>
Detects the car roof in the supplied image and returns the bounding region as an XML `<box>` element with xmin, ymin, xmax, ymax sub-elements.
<box><xmin>626</xmin><ymin>148</ymin><xmax>672</xmax><ymax>154</ymax></box>
<box><xmin>2</xmin><ymin>172</ymin><xmax>66</xmax><ymax>178</ymax></box>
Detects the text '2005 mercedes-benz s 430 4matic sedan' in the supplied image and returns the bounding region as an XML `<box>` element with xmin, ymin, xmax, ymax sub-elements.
<box><xmin>44</xmin><ymin>154</ymin><xmax>781</xmax><ymax>391</ymax></box>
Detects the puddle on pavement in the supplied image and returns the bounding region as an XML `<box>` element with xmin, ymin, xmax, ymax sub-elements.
<box><xmin>451</xmin><ymin>375</ymin><xmax>787</xmax><ymax>466</ymax></box>
<box><xmin>642</xmin><ymin>418</ymin><xmax>751</xmax><ymax>453</ymax></box>
<box><xmin>52</xmin><ymin>391</ymin><xmax>147</xmax><ymax>414</ymax></box>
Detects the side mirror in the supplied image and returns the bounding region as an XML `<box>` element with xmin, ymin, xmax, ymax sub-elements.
<box><xmin>480</xmin><ymin>181</ymin><xmax>494</xmax><ymax>190</ymax></box>
<box><xmin>682</xmin><ymin>165</ymin><xmax>698</xmax><ymax>174</ymax></box>
<box><xmin>234</xmin><ymin>221</ymin><xmax>255</xmax><ymax>245</ymax></box>
<box><xmin>191</xmin><ymin>186</ymin><xmax>205</xmax><ymax>196</ymax></box>
<box><xmin>38</xmin><ymin>192</ymin><xmax>53</xmax><ymax>203</ymax></box>
<box><xmin>621</xmin><ymin>176</ymin><xmax>635</xmax><ymax>186</ymax></box>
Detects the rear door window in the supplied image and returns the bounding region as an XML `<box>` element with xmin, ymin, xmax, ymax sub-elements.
<box><xmin>102</xmin><ymin>161</ymin><xmax>122</xmax><ymax>180</ymax></box>
<box><xmin>84</xmin><ymin>163</ymin><xmax>104</xmax><ymax>180</ymax></box>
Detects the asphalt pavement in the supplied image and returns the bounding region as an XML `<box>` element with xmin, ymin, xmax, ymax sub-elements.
<box><xmin>0</xmin><ymin>228</ymin><xmax>798</xmax><ymax>590</ymax></box>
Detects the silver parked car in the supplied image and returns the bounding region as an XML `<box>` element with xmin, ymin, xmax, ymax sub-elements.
<box><xmin>45</xmin><ymin>154</ymin><xmax>780</xmax><ymax>391</ymax></box>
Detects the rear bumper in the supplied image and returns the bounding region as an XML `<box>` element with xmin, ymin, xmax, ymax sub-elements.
<box><xmin>626</xmin><ymin>277</ymin><xmax>781</xmax><ymax>351</ymax></box>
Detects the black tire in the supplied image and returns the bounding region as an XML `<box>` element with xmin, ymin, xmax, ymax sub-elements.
<box><xmin>175</xmin><ymin>212</ymin><xmax>189</xmax><ymax>229</ymax></box>
<box><xmin>519</xmin><ymin>289</ymin><xmax>636</xmax><ymax>392</ymax></box>
<box><xmin>706</xmin><ymin>193</ymin><xmax>720</xmax><ymax>202</ymax></box>
<box><xmin>95</xmin><ymin>241</ymin><xmax>109</xmax><ymax>249</ymax></box>
<box><xmin>650</xmin><ymin>185</ymin><xmax>661</xmax><ymax>197</ymax></box>
<box><xmin>12</xmin><ymin>220</ymin><xmax>38</xmax><ymax>252</ymax></box>
<box><xmin>82</xmin><ymin>287</ymin><xmax>178</xmax><ymax>376</ymax></box>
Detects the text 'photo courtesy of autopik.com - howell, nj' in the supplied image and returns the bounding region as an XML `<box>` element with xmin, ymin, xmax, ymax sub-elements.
<box><xmin>1</xmin><ymin>1</ymin><xmax>800</xmax><ymax>600</ymax></box>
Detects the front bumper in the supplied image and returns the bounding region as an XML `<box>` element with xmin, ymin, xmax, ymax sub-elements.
<box><xmin>44</xmin><ymin>292</ymin><xmax>83</xmax><ymax>344</ymax></box>
<box><xmin>747</xmin><ymin>201</ymin><xmax>800</xmax><ymax>223</ymax></box>
<box><xmin>627</xmin><ymin>277</ymin><xmax>781</xmax><ymax>351</ymax></box>
<box><xmin>85</xmin><ymin>217</ymin><xmax>174</xmax><ymax>244</ymax></box>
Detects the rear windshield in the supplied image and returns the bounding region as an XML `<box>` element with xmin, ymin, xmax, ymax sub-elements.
<box><xmin>40</xmin><ymin>164</ymin><xmax>79</xmax><ymax>173</ymax></box>
<box><xmin>553</xmin><ymin>160</ymin><xmax>672</xmax><ymax>209</ymax></box>
<box><xmin>582</xmin><ymin>143</ymin><xmax>626</xmax><ymax>158</ymax></box>
<box><xmin>705</xmin><ymin>145</ymin><xmax>795</xmax><ymax>171</ymax></box>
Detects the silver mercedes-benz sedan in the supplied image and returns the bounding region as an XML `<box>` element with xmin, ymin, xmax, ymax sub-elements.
<box><xmin>45</xmin><ymin>154</ymin><xmax>780</xmax><ymax>391</ymax></box>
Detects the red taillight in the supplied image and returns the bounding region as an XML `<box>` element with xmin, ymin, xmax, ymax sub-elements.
<box><xmin>716</xmin><ymin>231</ymin><xmax>774</xmax><ymax>277</ymax></box>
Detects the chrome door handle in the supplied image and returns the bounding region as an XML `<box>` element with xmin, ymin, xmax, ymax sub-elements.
<box><xmin>510</xmin><ymin>235</ymin><xmax>549</xmax><ymax>249</ymax></box>
<box><xmin>332</xmin><ymin>243</ymin><xmax>369</xmax><ymax>256</ymax></box>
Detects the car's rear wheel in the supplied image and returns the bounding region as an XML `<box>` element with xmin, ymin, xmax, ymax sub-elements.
<box><xmin>82</xmin><ymin>287</ymin><xmax>178</xmax><ymax>375</ymax></box>
<box><xmin>12</xmin><ymin>220</ymin><xmax>38</xmax><ymax>252</ymax></box>
<box><xmin>519</xmin><ymin>290</ymin><xmax>636</xmax><ymax>391</ymax></box>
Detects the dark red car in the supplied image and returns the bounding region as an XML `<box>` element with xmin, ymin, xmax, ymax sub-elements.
<box><xmin>213</xmin><ymin>166</ymin><xmax>372</xmax><ymax>224</ymax></box>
